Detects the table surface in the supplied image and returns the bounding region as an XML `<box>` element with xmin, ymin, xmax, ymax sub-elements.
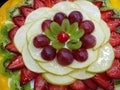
<box><xmin>0</xmin><ymin>0</ymin><xmax>7</xmax><ymax>7</ymax></box>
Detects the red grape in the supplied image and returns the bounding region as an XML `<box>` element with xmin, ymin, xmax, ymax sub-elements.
<box><xmin>57</xmin><ymin>31</ymin><xmax>69</xmax><ymax>43</ymax></box>
<box><xmin>68</xmin><ymin>11</ymin><xmax>83</xmax><ymax>24</ymax></box>
<box><xmin>80</xmin><ymin>20</ymin><xmax>95</xmax><ymax>34</ymax></box>
<box><xmin>33</xmin><ymin>34</ymin><xmax>50</xmax><ymax>48</ymax></box>
<box><xmin>53</xmin><ymin>12</ymin><xmax>67</xmax><ymax>25</ymax></box>
<box><xmin>72</xmin><ymin>48</ymin><xmax>88</xmax><ymax>62</ymax></box>
<box><xmin>80</xmin><ymin>34</ymin><xmax>96</xmax><ymax>49</ymax></box>
<box><xmin>42</xmin><ymin>20</ymin><xmax>52</xmax><ymax>32</ymax></box>
<box><xmin>41</xmin><ymin>45</ymin><xmax>56</xmax><ymax>61</ymax></box>
<box><xmin>57</xmin><ymin>48</ymin><xmax>73</xmax><ymax>66</ymax></box>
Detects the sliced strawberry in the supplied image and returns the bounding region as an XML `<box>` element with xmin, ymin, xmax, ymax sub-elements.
<box><xmin>70</xmin><ymin>80</ymin><xmax>88</xmax><ymax>90</ymax></box>
<box><xmin>8</xmin><ymin>26</ymin><xmax>19</xmax><ymax>41</ymax></box>
<box><xmin>20</xmin><ymin>6</ymin><xmax>34</xmax><ymax>17</ymax></box>
<box><xmin>7</xmin><ymin>55</ymin><xmax>24</xmax><ymax>70</ymax></box>
<box><xmin>33</xmin><ymin>0</ymin><xmax>46</xmax><ymax>9</ymax></box>
<box><xmin>49</xmin><ymin>84</ymin><xmax>68</xmax><ymax>90</ymax></box>
<box><xmin>114</xmin><ymin>45</ymin><xmax>120</xmax><ymax>58</ymax></box>
<box><xmin>109</xmin><ymin>32</ymin><xmax>120</xmax><ymax>47</ymax></box>
<box><xmin>43</xmin><ymin>0</ymin><xmax>53</xmax><ymax>7</ymax></box>
<box><xmin>92</xmin><ymin>73</ymin><xmax>114</xmax><ymax>90</ymax></box>
<box><xmin>101</xmin><ymin>10</ymin><xmax>115</xmax><ymax>22</ymax></box>
<box><xmin>13</xmin><ymin>16</ymin><xmax>25</xmax><ymax>27</ymax></box>
<box><xmin>83</xmin><ymin>78</ymin><xmax>98</xmax><ymax>90</ymax></box>
<box><xmin>107</xmin><ymin>18</ymin><xmax>120</xmax><ymax>31</ymax></box>
<box><xmin>107</xmin><ymin>59</ymin><xmax>120</xmax><ymax>79</ymax></box>
<box><xmin>34</xmin><ymin>75</ymin><xmax>47</xmax><ymax>90</ymax></box>
<box><xmin>92</xmin><ymin>1</ymin><xmax>103</xmax><ymax>8</ymax></box>
<box><xmin>20</xmin><ymin>67</ymin><xmax>38</xmax><ymax>86</ymax></box>
<box><xmin>5</xmin><ymin>42</ymin><xmax>19</xmax><ymax>54</ymax></box>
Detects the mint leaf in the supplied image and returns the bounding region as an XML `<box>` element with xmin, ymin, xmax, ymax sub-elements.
<box><xmin>61</xmin><ymin>19</ymin><xmax>70</xmax><ymax>32</ymax></box>
<box><xmin>52</xmin><ymin>41</ymin><xmax>65</xmax><ymax>50</ymax></box>
<box><xmin>67</xmin><ymin>40</ymin><xmax>82</xmax><ymax>50</ymax></box>
<box><xmin>69</xmin><ymin>22</ymin><xmax>78</xmax><ymax>34</ymax></box>
<box><xmin>45</xmin><ymin>29</ymin><xmax>56</xmax><ymax>41</ymax></box>
<box><xmin>50</xmin><ymin>22</ymin><xmax>62</xmax><ymax>35</ymax></box>
<box><xmin>70</xmin><ymin>29</ymin><xmax>84</xmax><ymax>40</ymax></box>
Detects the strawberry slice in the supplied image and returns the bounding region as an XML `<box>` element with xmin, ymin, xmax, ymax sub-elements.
<box><xmin>5</xmin><ymin>42</ymin><xmax>19</xmax><ymax>54</ymax></box>
<box><xmin>42</xmin><ymin>0</ymin><xmax>53</xmax><ymax>7</ymax></box>
<box><xmin>92</xmin><ymin>1</ymin><xmax>103</xmax><ymax>8</ymax></box>
<box><xmin>109</xmin><ymin>32</ymin><xmax>120</xmax><ymax>47</ymax></box>
<box><xmin>34</xmin><ymin>75</ymin><xmax>47</xmax><ymax>90</ymax></box>
<box><xmin>114</xmin><ymin>45</ymin><xmax>120</xmax><ymax>58</ymax></box>
<box><xmin>13</xmin><ymin>16</ymin><xmax>25</xmax><ymax>27</ymax></box>
<box><xmin>107</xmin><ymin>59</ymin><xmax>120</xmax><ymax>79</ymax></box>
<box><xmin>49</xmin><ymin>84</ymin><xmax>68</xmax><ymax>90</ymax></box>
<box><xmin>83</xmin><ymin>79</ymin><xmax>98</xmax><ymax>90</ymax></box>
<box><xmin>20</xmin><ymin>67</ymin><xmax>38</xmax><ymax>86</ymax></box>
<box><xmin>101</xmin><ymin>10</ymin><xmax>115</xmax><ymax>22</ymax></box>
<box><xmin>33</xmin><ymin>0</ymin><xmax>46</xmax><ymax>9</ymax></box>
<box><xmin>8</xmin><ymin>26</ymin><xmax>19</xmax><ymax>41</ymax></box>
<box><xmin>92</xmin><ymin>73</ymin><xmax>114</xmax><ymax>90</ymax></box>
<box><xmin>7</xmin><ymin>55</ymin><xmax>24</xmax><ymax>70</ymax></box>
<box><xmin>20</xmin><ymin>6</ymin><xmax>34</xmax><ymax>17</ymax></box>
<box><xmin>107</xmin><ymin>18</ymin><xmax>120</xmax><ymax>31</ymax></box>
<box><xmin>70</xmin><ymin>80</ymin><xmax>88</xmax><ymax>90</ymax></box>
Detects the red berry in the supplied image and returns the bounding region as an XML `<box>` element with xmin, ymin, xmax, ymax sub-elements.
<box><xmin>57</xmin><ymin>31</ymin><xmax>69</xmax><ymax>43</ymax></box>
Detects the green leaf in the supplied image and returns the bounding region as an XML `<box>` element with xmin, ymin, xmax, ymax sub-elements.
<box><xmin>116</xmin><ymin>27</ymin><xmax>120</xmax><ymax>33</ymax></box>
<box><xmin>52</xmin><ymin>41</ymin><xmax>65</xmax><ymax>50</ymax></box>
<box><xmin>45</xmin><ymin>29</ymin><xmax>56</xmax><ymax>41</ymax></box>
<box><xmin>67</xmin><ymin>40</ymin><xmax>82</xmax><ymax>50</ymax></box>
<box><xmin>69</xmin><ymin>22</ymin><xmax>78</xmax><ymax>34</ymax></box>
<box><xmin>114</xmin><ymin>79</ymin><xmax>120</xmax><ymax>85</ymax></box>
<box><xmin>70</xmin><ymin>29</ymin><xmax>84</xmax><ymax>40</ymax></box>
<box><xmin>50</xmin><ymin>22</ymin><xmax>62</xmax><ymax>35</ymax></box>
<box><xmin>61</xmin><ymin>19</ymin><xmax>70</xmax><ymax>32</ymax></box>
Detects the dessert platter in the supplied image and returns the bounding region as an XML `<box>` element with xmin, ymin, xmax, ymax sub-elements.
<box><xmin>0</xmin><ymin>0</ymin><xmax>120</xmax><ymax>90</ymax></box>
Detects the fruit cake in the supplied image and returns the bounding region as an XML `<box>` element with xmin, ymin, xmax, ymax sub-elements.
<box><xmin>0</xmin><ymin>0</ymin><xmax>120</xmax><ymax>90</ymax></box>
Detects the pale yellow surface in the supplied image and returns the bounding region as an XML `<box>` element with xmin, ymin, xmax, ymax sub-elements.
<box><xmin>0</xmin><ymin>0</ymin><xmax>120</xmax><ymax>90</ymax></box>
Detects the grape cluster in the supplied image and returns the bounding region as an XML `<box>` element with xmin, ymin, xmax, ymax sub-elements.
<box><xmin>33</xmin><ymin>11</ymin><xmax>96</xmax><ymax>66</ymax></box>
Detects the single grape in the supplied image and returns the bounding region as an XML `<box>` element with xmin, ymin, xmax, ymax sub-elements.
<box><xmin>57</xmin><ymin>31</ymin><xmax>69</xmax><ymax>43</ymax></box>
<box><xmin>41</xmin><ymin>45</ymin><xmax>56</xmax><ymax>61</ymax></box>
<box><xmin>33</xmin><ymin>34</ymin><xmax>50</xmax><ymax>48</ymax></box>
<box><xmin>53</xmin><ymin>12</ymin><xmax>67</xmax><ymax>25</ymax></box>
<box><xmin>80</xmin><ymin>34</ymin><xmax>96</xmax><ymax>49</ymax></box>
<box><xmin>42</xmin><ymin>20</ymin><xmax>53</xmax><ymax>32</ymax></box>
<box><xmin>79</xmin><ymin>20</ymin><xmax>95</xmax><ymax>34</ymax></box>
<box><xmin>57</xmin><ymin>48</ymin><xmax>73</xmax><ymax>66</ymax></box>
<box><xmin>68</xmin><ymin>11</ymin><xmax>83</xmax><ymax>24</ymax></box>
<box><xmin>72</xmin><ymin>48</ymin><xmax>88</xmax><ymax>62</ymax></box>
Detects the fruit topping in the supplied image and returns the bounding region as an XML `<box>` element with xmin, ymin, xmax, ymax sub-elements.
<box><xmin>109</xmin><ymin>32</ymin><xmax>120</xmax><ymax>47</ymax></box>
<box><xmin>92</xmin><ymin>73</ymin><xmax>114</xmax><ymax>90</ymax></box>
<box><xmin>33</xmin><ymin>34</ymin><xmax>50</xmax><ymax>48</ymax></box>
<box><xmin>70</xmin><ymin>80</ymin><xmax>88</xmax><ymax>90</ymax></box>
<box><xmin>5</xmin><ymin>42</ymin><xmax>19</xmax><ymax>54</ymax></box>
<box><xmin>20</xmin><ymin>67</ymin><xmax>38</xmax><ymax>86</ymax></box>
<box><xmin>107</xmin><ymin>59</ymin><xmax>120</xmax><ymax>79</ymax></box>
<box><xmin>79</xmin><ymin>20</ymin><xmax>95</xmax><ymax>34</ymax></box>
<box><xmin>13</xmin><ymin>16</ymin><xmax>25</xmax><ymax>27</ymax></box>
<box><xmin>41</xmin><ymin>45</ymin><xmax>56</xmax><ymax>61</ymax></box>
<box><xmin>57</xmin><ymin>48</ymin><xmax>73</xmax><ymax>66</ymax></box>
<box><xmin>49</xmin><ymin>84</ymin><xmax>68</xmax><ymax>90</ymax></box>
<box><xmin>114</xmin><ymin>45</ymin><xmax>120</xmax><ymax>58</ymax></box>
<box><xmin>33</xmin><ymin>0</ymin><xmax>46</xmax><ymax>9</ymax></box>
<box><xmin>34</xmin><ymin>75</ymin><xmax>47</xmax><ymax>90</ymax></box>
<box><xmin>20</xmin><ymin>6</ymin><xmax>34</xmax><ymax>17</ymax></box>
<box><xmin>72</xmin><ymin>48</ymin><xmax>88</xmax><ymax>62</ymax></box>
<box><xmin>81</xmin><ymin>34</ymin><xmax>96</xmax><ymax>49</ymax></box>
<box><xmin>92</xmin><ymin>1</ymin><xmax>103</xmax><ymax>8</ymax></box>
<box><xmin>42</xmin><ymin>19</ymin><xmax>53</xmax><ymax>32</ymax></box>
<box><xmin>68</xmin><ymin>11</ymin><xmax>83</xmax><ymax>24</ymax></box>
<box><xmin>7</xmin><ymin>55</ymin><xmax>24</xmax><ymax>70</ymax></box>
<box><xmin>53</xmin><ymin>12</ymin><xmax>67</xmax><ymax>25</ymax></box>
<box><xmin>8</xmin><ymin>26</ymin><xmax>19</xmax><ymax>41</ymax></box>
<box><xmin>57</xmin><ymin>31</ymin><xmax>69</xmax><ymax>43</ymax></box>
